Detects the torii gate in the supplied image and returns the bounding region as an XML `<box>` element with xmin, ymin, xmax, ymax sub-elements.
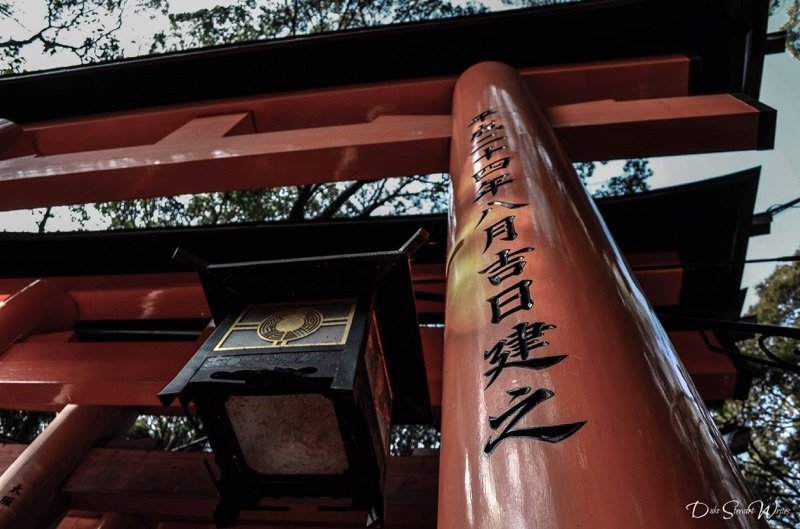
<box><xmin>0</xmin><ymin>1</ymin><xmax>778</xmax><ymax>528</ymax></box>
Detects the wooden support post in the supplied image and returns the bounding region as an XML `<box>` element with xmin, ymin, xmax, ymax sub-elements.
<box><xmin>0</xmin><ymin>406</ymin><xmax>135</xmax><ymax>529</ymax></box>
<box><xmin>155</xmin><ymin>113</ymin><xmax>254</xmax><ymax>145</ymax></box>
<box><xmin>439</xmin><ymin>62</ymin><xmax>763</xmax><ymax>528</ymax></box>
<box><xmin>0</xmin><ymin>279</ymin><xmax>76</xmax><ymax>354</ymax></box>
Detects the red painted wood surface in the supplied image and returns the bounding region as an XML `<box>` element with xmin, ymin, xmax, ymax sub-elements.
<box><xmin>95</xmin><ymin>513</ymin><xmax>148</xmax><ymax>529</ymax></box>
<box><xmin>18</xmin><ymin>447</ymin><xmax>435</xmax><ymax>528</ymax></box>
<box><xmin>548</xmin><ymin>94</ymin><xmax>763</xmax><ymax>160</ymax></box>
<box><xmin>438</xmin><ymin>61</ymin><xmax>761</xmax><ymax>529</ymax></box>
<box><xmin>0</xmin><ymin>328</ymin><xmax>737</xmax><ymax>411</ymax></box>
<box><xmin>626</xmin><ymin>252</ymin><xmax>684</xmax><ymax>307</ymax></box>
<box><xmin>56</xmin><ymin>517</ymin><xmax>101</xmax><ymax>529</ymax></box>
<box><xmin>0</xmin><ymin>274</ymin><xmax>209</xmax><ymax>321</ymax></box>
<box><xmin>0</xmin><ymin>256</ymin><xmax>679</xmax><ymax>323</ymax></box>
<box><xmin>0</xmin><ymin>119</ymin><xmax>37</xmax><ymax>160</ymax></box>
<box><xmin>670</xmin><ymin>331</ymin><xmax>738</xmax><ymax>402</ymax></box>
<box><xmin>0</xmin><ymin>279</ymin><xmax>77</xmax><ymax>353</ymax></box>
<box><xmin>23</xmin><ymin>55</ymin><xmax>691</xmax><ymax>156</ymax></box>
<box><xmin>0</xmin><ymin>342</ymin><xmax>197</xmax><ymax>409</ymax></box>
<box><xmin>0</xmin><ymin>95</ymin><xmax>767</xmax><ymax>211</ymax></box>
<box><xmin>0</xmin><ymin>260</ymin><xmax>734</xmax><ymax>412</ymax></box>
<box><xmin>0</xmin><ymin>405</ymin><xmax>135</xmax><ymax>529</ymax></box>
<box><xmin>0</xmin><ymin>114</ymin><xmax>451</xmax><ymax>211</ymax></box>
<box><xmin>0</xmin><ymin>53</ymin><xmax>771</xmax><ymax>213</ymax></box>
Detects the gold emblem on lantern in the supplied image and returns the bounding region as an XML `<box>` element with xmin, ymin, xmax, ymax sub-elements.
<box><xmin>213</xmin><ymin>301</ymin><xmax>356</xmax><ymax>351</ymax></box>
<box><xmin>257</xmin><ymin>308</ymin><xmax>323</xmax><ymax>343</ymax></box>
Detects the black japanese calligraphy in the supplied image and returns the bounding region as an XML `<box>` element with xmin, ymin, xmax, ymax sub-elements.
<box><xmin>0</xmin><ymin>484</ymin><xmax>21</xmax><ymax>508</ymax></box>
<box><xmin>473</xmin><ymin>143</ymin><xmax>508</xmax><ymax>163</ymax></box>
<box><xmin>464</xmin><ymin>108</ymin><xmax>585</xmax><ymax>455</ymax></box>
<box><xmin>470</xmin><ymin>120</ymin><xmax>504</xmax><ymax>143</ymax></box>
<box><xmin>476</xmin><ymin>201</ymin><xmax>527</xmax><ymax>229</ymax></box>
<box><xmin>483</xmin><ymin>215</ymin><xmax>519</xmax><ymax>252</ymax></box>
<box><xmin>483</xmin><ymin>387</ymin><xmax>586</xmax><ymax>455</ymax></box>
<box><xmin>471</xmin><ymin>134</ymin><xmax>508</xmax><ymax>156</ymax></box>
<box><xmin>486</xmin><ymin>279</ymin><xmax>533</xmax><ymax>324</ymax></box>
<box><xmin>479</xmin><ymin>247</ymin><xmax>533</xmax><ymax>285</ymax></box>
<box><xmin>483</xmin><ymin>321</ymin><xmax>565</xmax><ymax>387</ymax></box>
<box><xmin>472</xmin><ymin>156</ymin><xmax>512</xmax><ymax>183</ymax></box>
<box><xmin>469</xmin><ymin>109</ymin><xmax>498</xmax><ymax>126</ymax></box>
<box><xmin>474</xmin><ymin>173</ymin><xmax>515</xmax><ymax>202</ymax></box>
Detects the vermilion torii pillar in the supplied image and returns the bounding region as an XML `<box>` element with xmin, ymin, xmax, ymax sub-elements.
<box><xmin>439</xmin><ymin>62</ymin><xmax>765</xmax><ymax>529</ymax></box>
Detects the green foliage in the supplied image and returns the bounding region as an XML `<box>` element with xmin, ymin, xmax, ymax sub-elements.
<box><xmin>770</xmin><ymin>0</ymin><xmax>800</xmax><ymax>59</ymax></box>
<box><xmin>0</xmin><ymin>0</ymin><xmax>133</xmax><ymax>74</ymax></box>
<box><xmin>574</xmin><ymin>159</ymin><xmax>653</xmax><ymax>198</ymax></box>
<box><xmin>0</xmin><ymin>409</ymin><xmax>55</xmax><ymax>443</ymax></box>
<box><xmin>93</xmin><ymin>175</ymin><xmax>450</xmax><ymax>229</ymax></box>
<box><xmin>390</xmin><ymin>424</ymin><xmax>440</xmax><ymax>456</ymax></box>
<box><xmin>591</xmin><ymin>159</ymin><xmax>653</xmax><ymax>198</ymax></box>
<box><xmin>153</xmin><ymin>0</ymin><xmax>485</xmax><ymax>52</ymax></box>
<box><xmin>127</xmin><ymin>414</ymin><xmax>207</xmax><ymax>450</ymax></box>
<box><xmin>784</xmin><ymin>1</ymin><xmax>800</xmax><ymax>62</ymax></box>
<box><xmin>715</xmin><ymin>251</ymin><xmax>800</xmax><ymax>528</ymax></box>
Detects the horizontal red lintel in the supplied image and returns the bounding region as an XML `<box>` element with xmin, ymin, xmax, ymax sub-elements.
<box><xmin>0</xmin><ymin>94</ymin><xmax>768</xmax><ymax>211</ymax></box>
<box><xmin>25</xmin><ymin>55</ymin><xmax>691</xmax><ymax>156</ymax></box>
<box><xmin>0</xmin><ymin>329</ymin><xmax>736</xmax><ymax>410</ymax></box>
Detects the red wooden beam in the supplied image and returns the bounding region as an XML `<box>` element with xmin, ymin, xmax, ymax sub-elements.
<box><xmin>95</xmin><ymin>513</ymin><xmax>148</xmax><ymax>529</ymax></box>
<box><xmin>0</xmin><ymin>342</ymin><xmax>196</xmax><ymax>409</ymax></box>
<box><xmin>0</xmin><ymin>93</ymin><xmax>771</xmax><ymax>211</ymax></box>
<box><xmin>522</xmin><ymin>54</ymin><xmax>690</xmax><ymax>107</ymax></box>
<box><xmin>28</xmin><ymin>447</ymin><xmax>436</xmax><ymax>528</ymax></box>
<box><xmin>626</xmin><ymin>252</ymin><xmax>683</xmax><ymax>307</ymax></box>
<box><xmin>0</xmin><ymin>279</ymin><xmax>77</xmax><ymax>353</ymax></box>
<box><xmin>549</xmin><ymin>93</ymin><xmax>768</xmax><ymax>160</ymax></box>
<box><xmin>0</xmin><ymin>254</ymin><xmax>679</xmax><ymax>322</ymax></box>
<box><xmin>0</xmin><ymin>327</ymin><xmax>742</xmax><ymax>411</ymax></box>
<box><xmin>155</xmin><ymin>113</ymin><xmax>254</xmax><ymax>144</ymax></box>
<box><xmin>23</xmin><ymin>55</ymin><xmax>691</xmax><ymax>157</ymax></box>
<box><xmin>0</xmin><ymin>114</ymin><xmax>450</xmax><ymax>211</ymax></box>
<box><xmin>0</xmin><ymin>119</ymin><xmax>37</xmax><ymax>160</ymax></box>
<box><xmin>0</xmin><ymin>405</ymin><xmax>135</xmax><ymax>529</ymax></box>
<box><xmin>56</xmin><ymin>516</ymin><xmax>101</xmax><ymax>529</ymax></box>
<box><xmin>669</xmin><ymin>331</ymin><xmax>738</xmax><ymax>402</ymax></box>
<box><xmin>0</xmin><ymin>274</ymin><xmax>209</xmax><ymax>321</ymax></box>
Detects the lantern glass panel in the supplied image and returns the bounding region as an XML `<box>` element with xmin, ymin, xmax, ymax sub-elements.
<box><xmin>225</xmin><ymin>394</ymin><xmax>349</xmax><ymax>475</ymax></box>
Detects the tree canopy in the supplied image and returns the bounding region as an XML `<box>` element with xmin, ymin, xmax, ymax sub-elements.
<box><xmin>1</xmin><ymin>0</ymin><xmax>797</xmax><ymax>77</ymax></box>
<box><xmin>773</xmin><ymin>0</ymin><xmax>800</xmax><ymax>60</ymax></box>
<box><xmin>714</xmin><ymin>251</ymin><xmax>800</xmax><ymax>529</ymax></box>
<box><xmin>0</xmin><ymin>0</ymin><xmax>658</xmax><ymax>231</ymax></box>
<box><xmin>0</xmin><ymin>0</ymin><xmax>484</xmax><ymax>75</ymax></box>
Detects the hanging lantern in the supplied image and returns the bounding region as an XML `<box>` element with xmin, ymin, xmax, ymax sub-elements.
<box><xmin>159</xmin><ymin>231</ymin><xmax>431</xmax><ymax>527</ymax></box>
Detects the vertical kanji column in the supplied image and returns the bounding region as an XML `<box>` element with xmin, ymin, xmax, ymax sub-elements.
<box><xmin>438</xmin><ymin>61</ymin><xmax>763</xmax><ymax>529</ymax></box>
